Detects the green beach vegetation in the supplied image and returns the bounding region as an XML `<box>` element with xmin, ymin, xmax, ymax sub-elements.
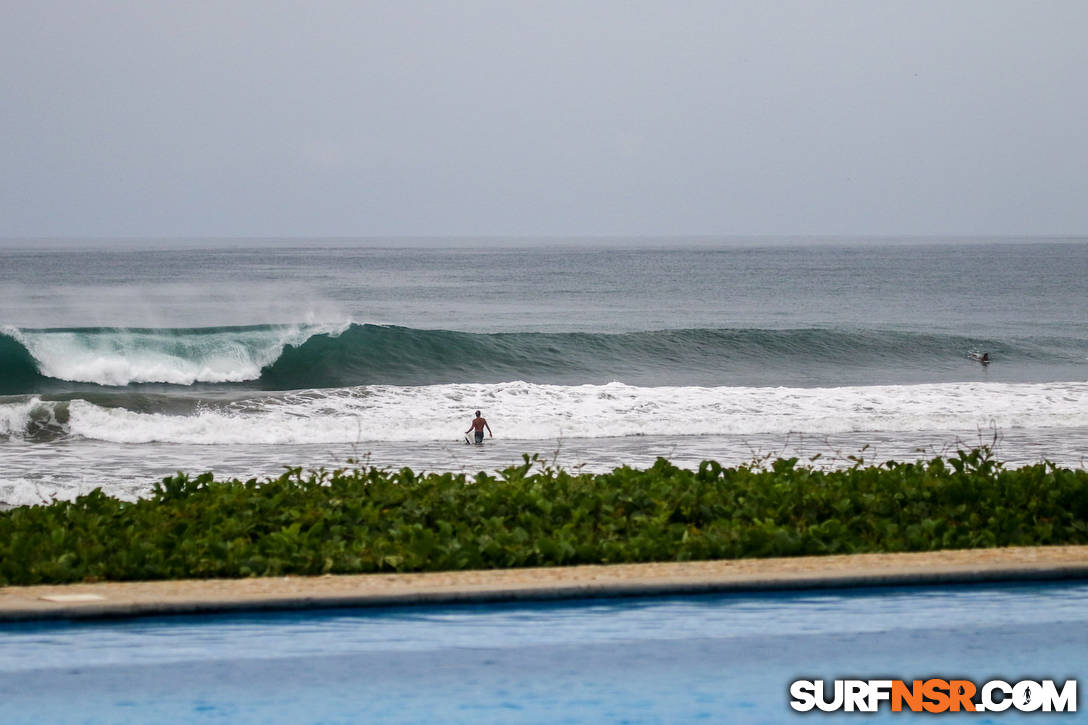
<box><xmin>2</xmin><ymin>448</ymin><xmax>1087</xmax><ymax>586</ymax></box>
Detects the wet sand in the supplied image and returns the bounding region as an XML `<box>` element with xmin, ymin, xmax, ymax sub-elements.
<box><xmin>2</xmin><ymin>545</ymin><xmax>1087</xmax><ymax>622</ymax></box>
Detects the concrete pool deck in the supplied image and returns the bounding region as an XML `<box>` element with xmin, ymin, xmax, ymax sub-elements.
<box><xmin>2</xmin><ymin>545</ymin><xmax>1087</xmax><ymax>622</ymax></box>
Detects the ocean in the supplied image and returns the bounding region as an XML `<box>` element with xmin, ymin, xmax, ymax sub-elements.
<box><xmin>1</xmin><ymin>239</ymin><xmax>1086</xmax><ymax>508</ymax></box>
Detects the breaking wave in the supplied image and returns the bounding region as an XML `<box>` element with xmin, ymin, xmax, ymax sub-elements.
<box><xmin>2</xmin><ymin>323</ymin><xmax>1084</xmax><ymax>393</ymax></box>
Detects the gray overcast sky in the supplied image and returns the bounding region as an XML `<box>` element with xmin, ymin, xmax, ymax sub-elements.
<box><xmin>1</xmin><ymin>1</ymin><xmax>1085</xmax><ymax>239</ymax></box>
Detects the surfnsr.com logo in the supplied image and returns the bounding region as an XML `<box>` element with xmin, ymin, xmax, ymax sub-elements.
<box><xmin>790</xmin><ymin>679</ymin><xmax>1077</xmax><ymax>713</ymax></box>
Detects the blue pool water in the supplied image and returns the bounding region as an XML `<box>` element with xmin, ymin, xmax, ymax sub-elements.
<box><xmin>1</xmin><ymin>581</ymin><xmax>1085</xmax><ymax>723</ymax></box>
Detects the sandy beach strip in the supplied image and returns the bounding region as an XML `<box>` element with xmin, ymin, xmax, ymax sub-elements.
<box><xmin>2</xmin><ymin>545</ymin><xmax>1087</xmax><ymax>622</ymax></box>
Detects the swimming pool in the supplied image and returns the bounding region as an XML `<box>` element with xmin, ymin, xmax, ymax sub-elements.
<box><xmin>1</xmin><ymin>581</ymin><xmax>1084</xmax><ymax>723</ymax></box>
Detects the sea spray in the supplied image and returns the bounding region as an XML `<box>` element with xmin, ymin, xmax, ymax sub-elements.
<box><xmin>2</xmin><ymin>322</ymin><xmax>349</xmax><ymax>389</ymax></box>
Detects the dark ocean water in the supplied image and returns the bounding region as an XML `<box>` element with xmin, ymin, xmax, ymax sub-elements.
<box><xmin>1</xmin><ymin>239</ymin><xmax>1086</xmax><ymax>505</ymax></box>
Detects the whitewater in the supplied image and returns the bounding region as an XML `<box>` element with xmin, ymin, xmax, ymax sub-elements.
<box><xmin>1</xmin><ymin>239</ymin><xmax>1086</xmax><ymax>507</ymax></box>
<box><xmin>4</xmin><ymin>380</ymin><xmax>1088</xmax><ymax>446</ymax></box>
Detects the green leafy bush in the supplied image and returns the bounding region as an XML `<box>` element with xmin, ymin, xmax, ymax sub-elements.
<box><xmin>2</xmin><ymin>449</ymin><xmax>1086</xmax><ymax>585</ymax></box>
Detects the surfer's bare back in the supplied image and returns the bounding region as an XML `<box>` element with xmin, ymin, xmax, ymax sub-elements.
<box><xmin>466</xmin><ymin>410</ymin><xmax>493</xmax><ymax>445</ymax></box>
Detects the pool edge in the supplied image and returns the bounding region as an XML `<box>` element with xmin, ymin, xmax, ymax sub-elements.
<box><xmin>3</xmin><ymin>546</ymin><xmax>1088</xmax><ymax>622</ymax></box>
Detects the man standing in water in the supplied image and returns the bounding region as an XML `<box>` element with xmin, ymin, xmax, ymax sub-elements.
<box><xmin>465</xmin><ymin>410</ymin><xmax>493</xmax><ymax>445</ymax></box>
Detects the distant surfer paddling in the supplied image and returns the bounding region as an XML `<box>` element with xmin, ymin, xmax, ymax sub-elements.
<box><xmin>465</xmin><ymin>410</ymin><xmax>493</xmax><ymax>445</ymax></box>
<box><xmin>969</xmin><ymin>351</ymin><xmax>991</xmax><ymax>365</ymax></box>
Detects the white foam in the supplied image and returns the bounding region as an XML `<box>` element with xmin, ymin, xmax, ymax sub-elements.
<box><xmin>0</xmin><ymin>396</ymin><xmax>40</xmax><ymax>438</ymax></box>
<box><xmin>0</xmin><ymin>475</ymin><xmax>102</xmax><ymax>509</ymax></box>
<box><xmin>43</xmin><ymin>380</ymin><xmax>1088</xmax><ymax>445</ymax></box>
<box><xmin>8</xmin><ymin>323</ymin><xmax>349</xmax><ymax>386</ymax></box>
